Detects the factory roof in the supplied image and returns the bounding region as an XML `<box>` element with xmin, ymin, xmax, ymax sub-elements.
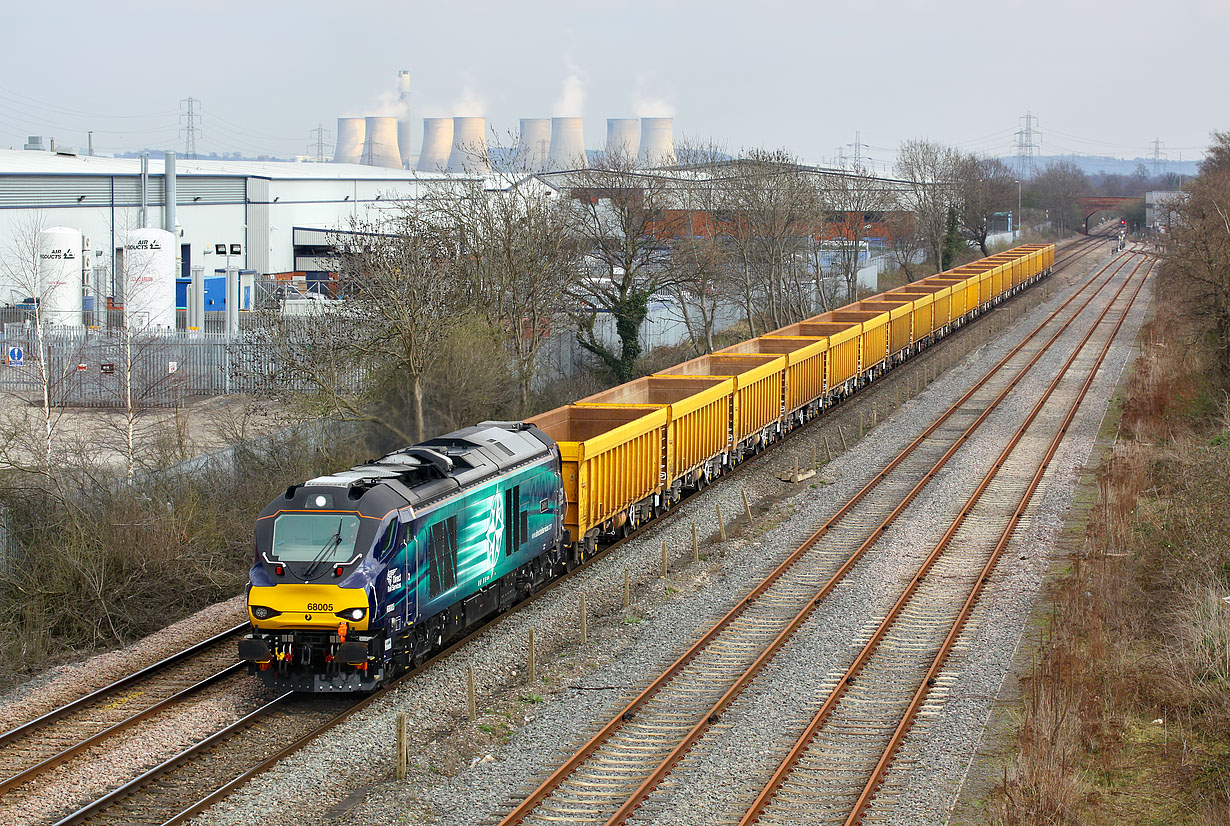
<box><xmin>0</xmin><ymin>149</ymin><xmax>474</xmax><ymax>182</ymax></box>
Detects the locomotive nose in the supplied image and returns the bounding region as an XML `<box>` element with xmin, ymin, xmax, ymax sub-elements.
<box><xmin>247</xmin><ymin>583</ymin><xmax>370</xmax><ymax>631</ymax></box>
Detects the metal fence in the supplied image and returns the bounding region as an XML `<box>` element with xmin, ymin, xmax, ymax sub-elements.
<box><xmin>0</xmin><ymin>325</ymin><xmax>344</xmax><ymax>408</ymax></box>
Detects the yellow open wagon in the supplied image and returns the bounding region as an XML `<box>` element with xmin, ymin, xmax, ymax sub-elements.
<box><xmin>655</xmin><ymin>353</ymin><xmax>788</xmax><ymax>456</ymax></box>
<box><xmin>717</xmin><ymin>336</ymin><xmax>830</xmax><ymax>423</ymax></box>
<box><xmin>577</xmin><ymin>375</ymin><xmax>734</xmax><ymax>492</ymax></box>
<box><xmin>527</xmin><ymin>404</ymin><xmax>669</xmax><ymax>546</ymax></box>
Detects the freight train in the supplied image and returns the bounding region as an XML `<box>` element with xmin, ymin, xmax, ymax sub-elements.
<box><xmin>239</xmin><ymin>243</ymin><xmax>1056</xmax><ymax>692</ymax></box>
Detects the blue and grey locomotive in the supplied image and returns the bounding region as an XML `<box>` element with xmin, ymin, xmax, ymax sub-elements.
<box><xmin>238</xmin><ymin>421</ymin><xmax>567</xmax><ymax>692</ymax></box>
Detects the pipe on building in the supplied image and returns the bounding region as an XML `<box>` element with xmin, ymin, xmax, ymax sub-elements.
<box><xmin>164</xmin><ymin>151</ymin><xmax>177</xmax><ymax>234</ymax></box>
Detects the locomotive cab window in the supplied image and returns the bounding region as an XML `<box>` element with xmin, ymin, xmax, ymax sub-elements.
<box><xmin>427</xmin><ymin>514</ymin><xmax>458</xmax><ymax>597</ymax></box>
<box><xmin>271</xmin><ymin>513</ymin><xmax>361</xmax><ymax>562</ymax></box>
<box><xmin>374</xmin><ymin>521</ymin><xmax>404</xmax><ymax>562</ymax></box>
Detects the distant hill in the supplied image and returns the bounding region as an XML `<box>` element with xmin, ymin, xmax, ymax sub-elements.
<box><xmin>1000</xmin><ymin>154</ymin><xmax>1200</xmax><ymax>178</ymax></box>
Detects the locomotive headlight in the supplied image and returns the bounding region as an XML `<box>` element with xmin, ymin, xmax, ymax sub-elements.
<box><xmin>335</xmin><ymin>607</ymin><xmax>366</xmax><ymax>622</ymax></box>
<box><xmin>250</xmin><ymin>606</ymin><xmax>281</xmax><ymax>620</ymax></box>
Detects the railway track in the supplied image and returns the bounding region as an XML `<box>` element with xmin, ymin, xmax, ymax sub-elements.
<box><xmin>734</xmin><ymin>253</ymin><xmax>1153</xmax><ymax>826</ymax></box>
<box><xmin>0</xmin><ymin>624</ymin><xmax>248</xmax><ymax>798</ymax></box>
<box><xmin>490</xmin><ymin>246</ymin><xmax>1138</xmax><ymax>826</ymax></box>
<box><xmin>8</xmin><ymin>237</ymin><xmax>1100</xmax><ymax>826</ymax></box>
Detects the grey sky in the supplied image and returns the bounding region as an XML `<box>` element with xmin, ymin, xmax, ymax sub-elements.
<box><xmin>2</xmin><ymin>0</ymin><xmax>1224</xmax><ymax>168</ymax></box>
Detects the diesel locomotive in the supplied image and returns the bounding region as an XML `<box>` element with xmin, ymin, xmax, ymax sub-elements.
<box><xmin>239</xmin><ymin>421</ymin><xmax>570</xmax><ymax>692</ymax></box>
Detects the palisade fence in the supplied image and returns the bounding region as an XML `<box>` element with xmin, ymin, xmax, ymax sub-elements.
<box><xmin>0</xmin><ymin>323</ymin><xmax>365</xmax><ymax>408</ymax></box>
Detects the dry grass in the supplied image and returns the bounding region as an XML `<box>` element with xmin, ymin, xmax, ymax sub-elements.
<box><xmin>990</xmin><ymin>272</ymin><xmax>1230</xmax><ymax>826</ymax></box>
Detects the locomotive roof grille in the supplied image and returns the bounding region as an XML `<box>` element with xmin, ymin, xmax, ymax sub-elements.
<box><xmin>295</xmin><ymin>422</ymin><xmax>557</xmax><ymax>508</ymax></box>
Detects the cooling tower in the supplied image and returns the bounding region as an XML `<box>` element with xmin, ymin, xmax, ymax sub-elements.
<box><xmin>36</xmin><ymin>227</ymin><xmax>84</xmax><ymax>327</ymax></box>
<box><xmin>516</xmin><ymin>118</ymin><xmax>551</xmax><ymax>172</ymax></box>
<box><xmin>638</xmin><ymin>117</ymin><xmax>676</xmax><ymax>168</ymax></box>
<box><xmin>396</xmin><ymin>70</ymin><xmax>412</xmax><ymax>168</ymax></box>
<box><xmin>333</xmin><ymin>117</ymin><xmax>366</xmax><ymax>164</ymax></box>
<box><xmin>446</xmin><ymin>116</ymin><xmax>491</xmax><ymax>175</ymax></box>
<box><xmin>416</xmin><ymin>117</ymin><xmax>453</xmax><ymax>173</ymax></box>
<box><xmin>605</xmin><ymin>118</ymin><xmax>640</xmax><ymax>164</ymax></box>
<box><xmin>547</xmin><ymin>117</ymin><xmax>587</xmax><ymax>171</ymax></box>
<box><xmin>362</xmin><ymin>116</ymin><xmax>402</xmax><ymax>168</ymax></box>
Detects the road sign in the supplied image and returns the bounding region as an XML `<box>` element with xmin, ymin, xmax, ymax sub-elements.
<box><xmin>7</xmin><ymin>346</ymin><xmax>23</xmax><ymax>367</ymax></box>
<box><xmin>168</xmin><ymin>361</ymin><xmax>178</xmax><ymax>374</ymax></box>
<box><xmin>100</xmin><ymin>363</ymin><xmax>115</xmax><ymax>375</ymax></box>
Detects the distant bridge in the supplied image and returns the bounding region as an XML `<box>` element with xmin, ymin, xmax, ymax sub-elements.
<box><xmin>1075</xmin><ymin>196</ymin><xmax>1140</xmax><ymax>234</ymax></box>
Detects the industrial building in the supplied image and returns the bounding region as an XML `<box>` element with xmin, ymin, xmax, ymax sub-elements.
<box><xmin>0</xmin><ymin>148</ymin><xmax>475</xmax><ymax>312</ymax></box>
<box><xmin>0</xmin><ymin>113</ymin><xmax>679</xmax><ymax>318</ymax></box>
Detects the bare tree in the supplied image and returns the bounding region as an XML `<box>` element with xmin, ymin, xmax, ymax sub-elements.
<box><xmin>338</xmin><ymin>209</ymin><xmax>473</xmax><ymax>442</ymax></box>
<box><xmin>896</xmin><ymin>139</ymin><xmax>961</xmax><ymax>270</ymax></box>
<box><xmin>1167</xmin><ymin>132</ymin><xmax>1230</xmax><ymax>356</ymax></box>
<box><xmin>662</xmin><ymin>141</ymin><xmax>735</xmax><ymax>354</ymax></box>
<box><xmin>565</xmin><ymin>153</ymin><xmax>677</xmax><ymax>383</ymax></box>
<box><xmin>726</xmin><ymin>148</ymin><xmax>821</xmax><ymax>333</ymax></box>
<box><xmin>956</xmin><ymin>155</ymin><xmax>1016</xmax><ymax>255</ymax></box>
<box><xmin>0</xmin><ymin>212</ymin><xmax>82</xmax><ymax>472</ymax></box>
<box><xmin>255</xmin><ymin>209</ymin><xmax>472</xmax><ymax>445</ymax></box>
<box><xmin>1031</xmin><ymin>161</ymin><xmax>1089</xmax><ymax>236</ymax></box>
<box><xmin>882</xmin><ymin>208</ymin><xmax>924</xmax><ymax>280</ymax></box>
<box><xmin>423</xmin><ymin>170</ymin><xmax>579</xmax><ymax>415</ymax></box>
<box><xmin>821</xmin><ymin>167</ymin><xmax>894</xmax><ymax>303</ymax></box>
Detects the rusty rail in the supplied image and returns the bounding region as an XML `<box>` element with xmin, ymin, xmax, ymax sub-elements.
<box><xmin>736</xmin><ymin>254</ymin><xmax>1152</xmax><ymax>825</ymax></box>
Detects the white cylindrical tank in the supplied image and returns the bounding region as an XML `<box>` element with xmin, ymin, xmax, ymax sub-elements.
<box><xmin>333</xmin><ymin>118</ymin><xmax>366</xmax><ymax>164</ymax></box>
<box><xmin>605</xmin><ymin>118</ymin><xmax>640</xmax><ymax>164</ymax></box>
<box><xmin>446</xmin><ymin>117</ymin><xmax>491</xmax><ymax>175</ymax></box>
<box><xmin>638</xmin><ymin>117</ymin><xmax>676</xmax><ymax>168</ymax></box>
<box><xmin>547</xmin><ymin>117</ymin><xmax>587</xmax><ymax>170</ymax></box>
<box><xmin>362</xmin><ymin>116</ymin><xmax>403</xmax><ymax>168</ymax></box>
<box><xmin>36</xmin><ymin>227</ymin><xmax>83</xmax><ymax>327</ymax></box>
<box><xmin>416</xmin><ymin>117</ymin><xmax>453</xmax><ymax>173</ymax></box>
<box><xmin>516</xmin><ymin>118</ymin><xmax>551</xmax><ymax>172</ymax></box>
<box><xmin>123</xmin><ymin>228</ymin><xmax>176</xmax><ymax>331</ymax></box>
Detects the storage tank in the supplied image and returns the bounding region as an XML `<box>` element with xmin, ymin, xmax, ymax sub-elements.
<box><xmin>446</xmin><ymin>116</ymin><xmax>491</xmax><ymax>175</ymax></box>
<box><xmin>416</xmin><ymin>117</ymin><xmax>453</xmax><ymax>172</ymax></box>
<box><xmin>333</xmin><ymin>118</ymin><xmax>366</xmax><ymax>164</ymax></box>
<box><xmin>396</xmin><ymin>70</ymin><xmax>412</xmax><ymax>169</ymax></box>
<box><xmin>36</xmin><ymin>227</ymin><xmax>83</xmax><ymax>327</ymax></box>
<box><xmin>362</xmin><ymin>116</ymin><xmax>402</xmax><ymax>168</ymax></box>
<box><xmin>516</xmin><ymin>118</ymin><xmax>551</xmax><ymax>172</ymax></box>
<box><xmin>123</xmin><ymin>228</ymin><xmax>176</xmax><ymax>331</ymax></box>
<box><xmin>605</xmin><ymin>118</ymin><xmax>639</xmax><ymax>164</ymax></box>
<box><xmin>638</xmin><ymin>117</ymin><xmax>676</xmax><ymax>168</ymax></box>
<box><xmin>547</xmin><ymin>117</ymin><xmax>587</xmax><ymax>170</ymax></box>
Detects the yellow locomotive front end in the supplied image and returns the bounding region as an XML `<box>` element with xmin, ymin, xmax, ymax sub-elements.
<box><xmin>239</xmin><ymin>483</ymin><xmax>406</xmax><ymax>692</ymax></box>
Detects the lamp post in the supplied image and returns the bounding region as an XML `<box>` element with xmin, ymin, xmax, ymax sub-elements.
<box><xmin>1015</xmin><ymin>179</ymin><xmax>1022</xmax><ymax>240</ymax></box>
<box><xmin>204</xmin><ymin>242</ymin><xmax>243</xmax><ymax>334</ymax></box>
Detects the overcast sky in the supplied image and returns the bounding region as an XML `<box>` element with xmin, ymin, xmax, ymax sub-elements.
<box><xmin>1</xmin><ymin>0</ymin><xmax>1224</xmax><ymax>170</ymax></box>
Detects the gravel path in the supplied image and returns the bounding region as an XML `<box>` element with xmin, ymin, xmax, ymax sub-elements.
<box><xmin>177</xmin><ymin>244</ymin><xmax>1125</xmax><ymax>826</ymax></box>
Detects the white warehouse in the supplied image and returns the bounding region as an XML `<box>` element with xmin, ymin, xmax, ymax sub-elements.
<box><xmin>0</xmin><ymin>148</ymin><xmax>477</xmax><ymax>307</ymax></box>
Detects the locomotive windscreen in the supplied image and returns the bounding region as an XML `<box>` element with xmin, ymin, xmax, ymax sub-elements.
<box><xmin>271</xmin><ymin>513</ymin><xmax>362</xmax><ymax>562</ymax></box>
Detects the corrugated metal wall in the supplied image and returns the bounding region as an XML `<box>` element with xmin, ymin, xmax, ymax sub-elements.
<box><xmin>0</xmin><ymin>174</ymin><xmax>244</xmax><ymax>209</ymax></box>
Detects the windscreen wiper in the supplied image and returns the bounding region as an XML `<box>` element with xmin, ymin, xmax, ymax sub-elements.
<box><xmin>303</xmin><ymin>519</ymin><xmax>344</xmax><ymax>579</ymax></box>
